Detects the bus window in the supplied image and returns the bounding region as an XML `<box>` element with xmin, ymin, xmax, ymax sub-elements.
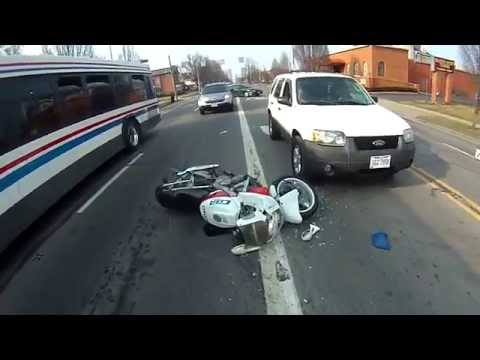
<box><xmin>144</xmin><ymin>75</ymin><xmax>155</xmax><ymax>99</ymax></box>
<box><xmin>0</xmin><ymin>75</ymin><xmax>59</xmax><ymax>156</ymax></box>
<box><xmin>57</xmin><ymin>75</ymin><xmax>89</xmax><ymax>126</ymax></box>
<box><xmin>86</xmin><ymin>74</ymin><xmax>116</xmax><ymax>116</ymax></box>
<box><xmin>131</xmin><ymin>75</ymin><xmax>147</xmax><ymax>103</ymax></box>
<box><xmin>113</xmin><ymin>74</ymin><xmax>133</xmax><ymax>107</ymax></box>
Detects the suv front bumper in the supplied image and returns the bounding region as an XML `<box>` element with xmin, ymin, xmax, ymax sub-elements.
<box><xmin>199</xmin><ymin>100</ymin><xmax>233</xmax><ymax>111</ymax></box>
<box><xmin>303</xmin><ymin>137</ymin><xmax>415</xmax><ymax>175</ymax></box>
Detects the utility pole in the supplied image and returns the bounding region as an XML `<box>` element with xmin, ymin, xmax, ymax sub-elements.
<box><xmin>168</xmin><ymin>55</ymin><xmax>177</xmax><ymax>102</ymax></box>
<box><xmin>109</xmin><ymin>45</ymin><xmax>113</xmax><ymax>61</ymax></box>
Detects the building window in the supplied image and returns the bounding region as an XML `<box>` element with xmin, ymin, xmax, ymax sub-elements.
<box><xmin>363</xmin><ymin>62</ymin><xmax>368</xmax><ymax>76</ymax></box>
<box><xmin>378</xmin><ymin>61</ymin><xmax>385</xmax><ymax>77</ymax></box>
<box><xmin>354</xmin><ymin>62</ymin><xmax>360</xmax><ymax>75</ymax></box>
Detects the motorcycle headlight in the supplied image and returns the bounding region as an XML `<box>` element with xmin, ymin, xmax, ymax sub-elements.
<box><xmin>403</xmin><ymin>128</ymin><xmax>414</xmax><ymax>143</ymax></box>
<box><xmin>312</xmin><ymin>130</ymin><xmax>346</xmax><ymax>146</ymax></box>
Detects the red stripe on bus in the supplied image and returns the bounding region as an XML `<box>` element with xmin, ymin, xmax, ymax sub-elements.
<box><xmin>0</xmin><ymin>102</ymin><xmax>158</xmax><ymax>176</ymax></box>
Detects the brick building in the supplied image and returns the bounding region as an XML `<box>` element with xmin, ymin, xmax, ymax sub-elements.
<box><xmin>319</xmin><ymin>45</ymin><xmax>478</xmax><ymax>102</ymax></box>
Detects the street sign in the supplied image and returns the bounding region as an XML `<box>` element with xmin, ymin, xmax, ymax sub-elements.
<box><xmin>434</xmin><ymin>57</ymin><xmax>455</xmax><ymax>72</ymax></box>
<box><xmin>238</xmin><ymin>57</ymin><xmax>244</xmax><ymax>63</ymax></box>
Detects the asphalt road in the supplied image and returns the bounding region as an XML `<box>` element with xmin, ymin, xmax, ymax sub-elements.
<box><xmin>1</xmin><ymin>95</ymin><xmax>479</xmax><ymax>314</ymax></box>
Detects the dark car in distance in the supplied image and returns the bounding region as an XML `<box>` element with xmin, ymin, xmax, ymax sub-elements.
<box><xmin>229</xmin><ymin>84</ymin><xmax>263</xmax><ymax>97</ymax></box>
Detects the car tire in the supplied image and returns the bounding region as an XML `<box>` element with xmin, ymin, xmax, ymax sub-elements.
<box><xmin>291</xmin><ymin>136</ymin><xmax>313</xmax><ymax>179</ymax></box>
<box><xmin>200</xmin><ymin>108</ymin><xmax>205</xmax><ymax>115</ymax></box>
<box><xmin>123</xmin><ymin>120</ymin><xmax>142</xmax><ymax>152</ymax></box>
<box><xmin>268</xmin><ymin>113</ymin><xmax>281</xmax><ymax>140</ymax></box>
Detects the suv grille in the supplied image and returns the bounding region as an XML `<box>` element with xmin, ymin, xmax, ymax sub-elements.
<box><xmin>354</xmin><ymin>136</ymin><xmax>399</xmax><ymax>150</ymax></box>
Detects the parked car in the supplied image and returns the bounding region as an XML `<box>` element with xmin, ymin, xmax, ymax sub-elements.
<box><xmin>229</xmin><ymin>84</ymin><xmax>263</xmax><ymax>97</ymax></box>
<box><xmin>197</xmin><ymin>82</ymin><xmax>234</xmax><ymax>114</ymax></box>
<box><xmin>175</xmin><ymin>83</ymin><xmax>186</xmax><ymax>95</ymax></box>
<box><xmin>267</xmin><ymin>72</ymin><xmax>415</xmax><ymax>178</ymax></box>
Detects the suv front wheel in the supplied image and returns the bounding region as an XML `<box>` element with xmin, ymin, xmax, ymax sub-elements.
<box><xmin>268</xmin><ymin>113</ymin><xmax>281</xmax><ymax>140</ymax></box>
<box><xmin>291</xmin><ymin>136</ymin><xmax>313</xmax><ymax>179</ymax></box>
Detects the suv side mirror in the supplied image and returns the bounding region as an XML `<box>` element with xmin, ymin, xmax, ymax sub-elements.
<box><xmin>371</xmin><ymin>96</ymin><xmax>378</xmax><ymax>103</ymax></box>
<box><xmin>278</xmin><ymin>96</ymin><xmax>292</xmax><ymax>106</ymax></box>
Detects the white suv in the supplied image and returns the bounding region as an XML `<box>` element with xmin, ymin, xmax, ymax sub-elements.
<box><xmin>267</xmin><ymin>72</ymin><xmax>415</xmax><ymax>178</ymax></box>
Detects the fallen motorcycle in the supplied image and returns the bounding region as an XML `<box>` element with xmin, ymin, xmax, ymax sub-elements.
<box><xmin>155</xmin><ymin>164</ymin><xmax>319</xmax><ymax>255</ymax></box>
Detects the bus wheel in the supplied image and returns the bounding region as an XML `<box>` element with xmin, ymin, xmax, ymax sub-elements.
<box><xmin>123</xmin><ymin>121</ymin><xmax>142</xmax><ymax>151</ymax></box>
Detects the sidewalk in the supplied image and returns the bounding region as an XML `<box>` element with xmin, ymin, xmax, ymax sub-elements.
<box><xmin>379</xmin><ymin>98</ymin><xmax>480</xmax><ymax>142</ymax></box>
<box><xmin>158</xmin><ymin>92</ymin><xmax>199</xmax><ymax>109</ymax></box>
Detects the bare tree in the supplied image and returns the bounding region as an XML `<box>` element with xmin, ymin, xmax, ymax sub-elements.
<box><xmin>271</xmin><ymin>58</ymin><xmax>279</xmax><ymax>69</ymax></box>
<box><xmin>293</xmin><ymin>45</ymin><xmax>329</xmax><ymax>71</ymax></box>
<box><xmin>181</xmin><ymin>53</ymin><xmax>207</xmax><ymax>86</ymax></box>
<box><xmin>279</xmin><ymin>52</ymin><xmax>290</xmax><ymax>71</ymax></box>
<box><xmin>0</xmin><ymin>45</ymin><xmax>23</xmax><ymax>55</ymax></box>
<box><xmin>118</xmin><ymin>45</ymin><xmax>140</xmax><ymax>64</ymax></box>
<box><xmin>460</xmin><ymin>45</ymin><xmax>480</xmax><ymax>128</ymax></box>
<box><xmin>42</xmin><ymin>45</ymin><xmax>95</xmax><ymax>57</ymax></box>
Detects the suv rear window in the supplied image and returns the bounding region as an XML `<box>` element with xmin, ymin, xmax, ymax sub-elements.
<box><xmin>203</xmin><ymin>84</ymin><xmax>227</xmax><ymax>94</ymax></box>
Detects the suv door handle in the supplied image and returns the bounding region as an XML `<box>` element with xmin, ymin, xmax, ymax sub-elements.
<box><xmin>278</xmin><ymin>107</ymin><xmax>281</xmax><ymax>111</ymax></box>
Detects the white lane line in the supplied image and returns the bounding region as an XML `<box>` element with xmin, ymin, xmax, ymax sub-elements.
<box><xmin>194</xmin><ymin>107</ymin><xmax>199</xmax><ymax>111</ymax></box>
<box><xmin>441</xmin><ymin>143</ymin><xmax>475</xmax><ymax>159</ymax></box>
<box><xmin>260</xmin><ymin>125</ymin><xmax>269</xmax><ymax>136</ymax></box>
<box><xmin>77</xmin><ymin>152</ymin><xmax>144</xmax><ymax>214</ymax></box>
<box><xmin>236</xmin><ymin>98</ymin><xmax>303</xmax><ymax>315</ymax></box>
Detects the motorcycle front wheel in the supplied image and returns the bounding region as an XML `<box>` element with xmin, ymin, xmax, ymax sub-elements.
<box><xmin>271</xmin><ymin>176</ymin><xmax>319</xmax><ymax>220</ymax></box>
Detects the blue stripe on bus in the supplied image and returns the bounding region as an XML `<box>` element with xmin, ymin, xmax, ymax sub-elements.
<box><xmin>0</xmin><ymin>117</ymin><xmax>123</xmax><ymax>193</ymax></box>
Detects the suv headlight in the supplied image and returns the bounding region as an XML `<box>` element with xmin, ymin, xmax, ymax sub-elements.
<box><xmin>312</xmin><ymin>130</ymin><xmax>346</xmax><ymax>146</ymax></box>
<box><xmin>403</xmin><ymin>128</ymin><xmax>414</xmax><ymax>143</ymax></box>
<box><xmin>224</xmin><ymin>93</ymin><xmax>232</xmax><ymax>100</ymax></box>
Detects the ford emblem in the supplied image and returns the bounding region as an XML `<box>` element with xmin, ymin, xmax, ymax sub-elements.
<box><xmin>372</xmin><ymin>139</ymin><xmax>386</xmax><ymax>147</ymax></box>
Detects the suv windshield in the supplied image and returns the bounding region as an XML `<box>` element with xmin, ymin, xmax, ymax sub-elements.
<box><xmin>202</xmin><ymin>84</ymin><xmax>227</xmax><ymax>94</ymax></box>
<box><xmin>296</xmin><ymin>77</ymin><xmax>374</xmax><ymax>105</ymax></box>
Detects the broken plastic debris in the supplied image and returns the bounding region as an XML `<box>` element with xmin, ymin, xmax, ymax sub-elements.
<box><xmin>219</xmin><ymin>130</ymin><xmax>228</xmax><ymax>135</ymax></box>
<box><xmin>303</xmin><ymin>298</ymin><xmax>309</xmax><ymax>304</ymax></box>
<box><xmin>318</xmin><ymin>242</ymin><xmax>326</xmax><ymax>247</ymax></box>
<box><xmin>231</xmin><ymin>244</ymin><xmax>261</xmax><ymax>256</ymax></box>
<box><xmin>275</xmin><ymin>261</ymin><xmax>290</xmax><ymax>282</ymax></box>
<box><xmin>301</xmin><ymin>224</ymin><xmax>321</xmax><ymax>241</ymax></box>
<box><xmin>371</xmin><ymin>232</ymin><xmax>391</xmax><ymax>251</ymax></box>
<box><xmin>252</xmin><ymin>272</ymin><xmax>257</xmax><ymax>277</ymax></box>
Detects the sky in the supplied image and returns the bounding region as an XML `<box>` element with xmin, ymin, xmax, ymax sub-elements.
<box><xmin>22</xmin><ymin>45</ymin><xmax>464</xmax><ymax>78</ymax></box>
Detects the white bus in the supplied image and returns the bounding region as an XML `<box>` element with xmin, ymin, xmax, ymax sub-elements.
<box><xmin>0</xmin><ymin>56</ymin><xmax>161</xmax><ymax>253</ymax></box>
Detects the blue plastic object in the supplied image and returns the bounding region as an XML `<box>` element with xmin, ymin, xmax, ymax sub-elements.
<box><xmin>371</xmin><ymin>232</ymin><xmax>391</xmax><ymax>251</ymax></box>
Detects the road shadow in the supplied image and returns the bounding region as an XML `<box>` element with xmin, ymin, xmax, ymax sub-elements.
<box><xmin>412</xmin><ymin>135</ymin><xmax>451</xmax><ymax>180</ymax></box>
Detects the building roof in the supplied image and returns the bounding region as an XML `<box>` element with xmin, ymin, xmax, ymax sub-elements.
<box><xmin>327</xmin><ymin>45</ymin><xmax>409</xmax><ymax>57</ymax></box>
<box><xmin>152</xmin><ymin>67</ymin><xmax>172</xmax><ymax>75</ymax></box>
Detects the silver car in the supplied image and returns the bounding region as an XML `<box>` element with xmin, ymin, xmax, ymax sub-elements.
<box><xmin>197</xmin><ymin>82</ymin><xmax>234</xmax><ymax>115</ymax></box>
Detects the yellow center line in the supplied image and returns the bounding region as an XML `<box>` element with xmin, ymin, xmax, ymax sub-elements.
<box><xmin>408</xmin><ymin>165</ymin><xmax>480</xmax><ymax>222</ymax></box>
